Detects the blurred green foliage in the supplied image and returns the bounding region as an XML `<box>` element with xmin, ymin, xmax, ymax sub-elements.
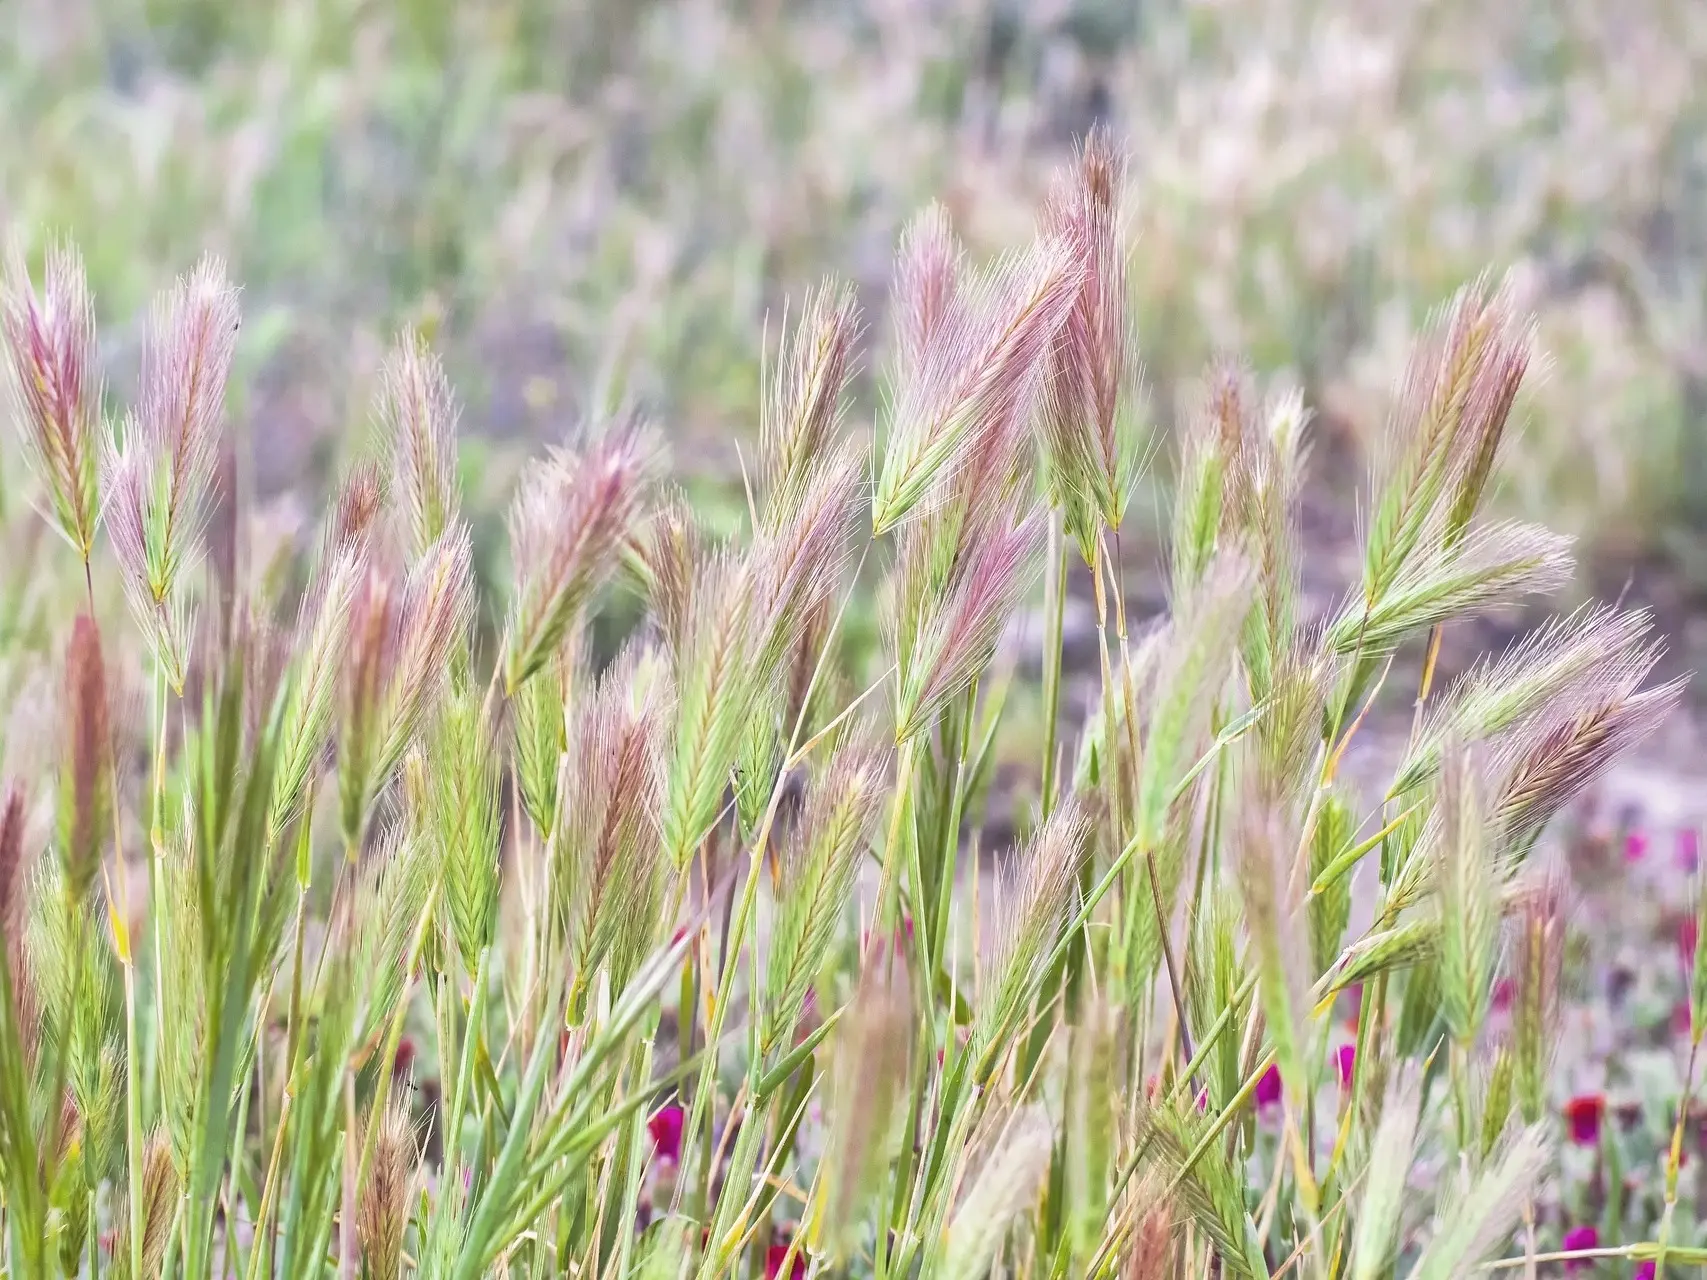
<box><xmin>5</xmin><ymin>0</ymin><xmax>1707</xmax><ymax>571</ymax></box>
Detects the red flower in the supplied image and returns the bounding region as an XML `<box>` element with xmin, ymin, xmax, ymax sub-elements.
<box><xmin>765</xmin><ymin>1242</ymin><xmax>805</xmax><ymax>1280</ymax></box>
<box><xmin>1561</xmin><ymin>1224</ymin><xmax>1597</xmax><ymax>1271</ymax></box>
<box><xmin>1254</xmin><ymin>1064</ymin><xmax>1282</xmax><ymax>1111</ymax></box>
<box><xmin>1564</xmin><ymin>1095</ymin><xmax>1605</xmax><ymax>1147</ymax></box>
<box><xmin>1335</xmin><ymin>1044</ymin><xmax>1356</xmax><ymax>1088</ymax></box>
<box><xmin>392</xmin><ymin>1036</ymin><xmax>417</xmax><ymax>1078</ymax></box>
<box><xmin>1492</xmin><ymin>978</ymin><xmax>1514</xmax><ymax>1013</ymax></box>
<box><xmin>648</xmin><ymin>1103</ymin><xmax>685</xmax><ymax>1165</ymax></box>
<box><xmin>1679</xmin><ymin>918</ymin><xmax>1699</xmax><ymax>970</ymax></box>
<box><xmin>1635</xmin><ymin>1261</ymin><xmax>1657</xmax><ymax>1280</ymax></box>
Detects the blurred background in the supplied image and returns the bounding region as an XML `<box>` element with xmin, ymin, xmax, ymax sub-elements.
<box><xmin>6</xmin><ymin>0</ymin><xmax>1707</xmax><ymax>745</ymax></box>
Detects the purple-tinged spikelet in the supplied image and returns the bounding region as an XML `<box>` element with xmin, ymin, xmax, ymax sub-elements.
<box><xmin>2</xmin><ymin>239</ymin><xmax>102</xmax><ymax>559</ymax></box>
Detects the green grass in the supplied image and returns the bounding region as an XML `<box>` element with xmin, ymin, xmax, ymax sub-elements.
<box><xmin>0</xmin><ymin>125</ymin><xmax>1699</xmax><ymax>1278</ymax></box>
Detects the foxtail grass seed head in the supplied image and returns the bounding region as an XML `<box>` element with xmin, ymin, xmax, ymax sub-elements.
<box><xmin>58</xmin><ymin>614</ymin><xmax>111</xmax><ymax>901</ymax></box>
<box><xmin>358</xmin><ymin>1098</ymin><xmax>417</xmax><ymax>1280</ymax></box>
<box><xmin>2</xmin><ymin>238</ymin><xmax>102</xmax><ymax>559</ymax></box>
<box><xmin>974</xmin><ymin>801</ymin><xmax>1090</xmax><ymax>1073</ymax></box>
<box><xmin>1</xmin><ymin>171</ymin><xmax>1699</xmax><ymax>1280</ymax></box>
<box><xmin>823</xmin><ymin>962</ymin><xmax>913</xmax><ymax>1264</ymax></box>
<box><xmin>1436</xmin><ymin>742</ymin><xmax>1498</xmax><ymax>1045</ymax></box>
<box><xmin>504</xmin><ymin>418</ymin><xmax>656</xmax><ymax>692</ymax></box>
<box><xmin>872</xmin><ymin>233</ymin><xmax>1081</xmax><ymax>535</ymax></box>
<box><xmin>759</xmin><ymin>278</ymin><xmax>860</xmax><ymax>528</ymax></box>
<box><xmin>1362</xmin><ymin>275</ymin><xmax>1514</xmax><ymax>608</ymax></box>
<box><xmin>941</xmin><ymin>1107</ymin><xmax>1053</xmax><ymax>1280</ymax></box>
<box><xmin>762</xmin><ymin>742</ymin><xmax>890</xmax><ymax>1057</ymax></box>
<box><xmin>377</xmin><ymin>327</ymin><xmax>461</xmax><ymax>561</ymax></box>
<box><xmin>895</xmin><ymin>508</ymin><xmax>1043</xmax><ymax>744</ymax></box>
<box><xmin>1349</xmin><ymin>1063</ymin><xmax>1423</xmax><ymax>1280</ymax></box>
<box><xmin>1039</xmin><ymin>126</ymin><xmax>1143</xmax><ymax>549</ymax></box>
<box><xmin>557</xmin><ymin>644</ymin><xmax>671</xmax><ymax>1000</ymax></box>
<box><xmin>661</xmin><ymin>549</ymin><xmax>757</xmax><ymax>868</ymax></box>
<box><xmin>1514</xmin><ymin>872</ymin><xmax>1568</xmax><ymax>1120</ymax></box>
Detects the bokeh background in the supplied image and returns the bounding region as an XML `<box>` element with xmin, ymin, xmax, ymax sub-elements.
<box><xmin>8</xmin><ymin>0</ymin><xmax>1707</xmax><ymax>1223</ymax></box>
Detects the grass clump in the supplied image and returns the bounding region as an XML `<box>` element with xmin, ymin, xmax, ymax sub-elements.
<box><xmin>0</xmin><ymin>132</ymin><xmax>1696</xmax><ymax>1279</ymax></box>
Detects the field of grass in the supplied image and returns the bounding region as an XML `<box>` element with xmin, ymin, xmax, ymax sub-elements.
<box><xmin>5</xmin><ymin>1</ymin><xmax>1707</xmax><ymax>1277</ymax></box>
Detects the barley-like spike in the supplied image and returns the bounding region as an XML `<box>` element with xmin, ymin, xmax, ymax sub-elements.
<box><xmin>377</xmin><ymin>327</ymin><xmax>462</xmax><ymax>561</ymax></box>
<box><xmin>973</xmin><ymin>801</ymin><xmax>1090</xmax><ymax>1070</ymax></box>
<box><xmin>2</xmin><ymin>238</ymin><xmax>102</xmax><ymax>558</ymax></box>
<box><xmin>1185</xmin><ymin>892</ymin><xmax>1247</xmax><ymax>1113</ymax></box>
<box><xmin>1514</xmin><ymin>873</ymin><xmax>1567</xmax><ymax>1123</ymax></box>
<box><xmin>1308</xmin><ymin>790</ymin><xmax>1354</xmax><ymax>978</ymax></box>
<box><xmin>1361</xmin><ymin>276</ymin><xmax>1501</xmax><ymax>607</ymax></box>
<box><xmin>354</xmin><ymin>826</ymin><xmax>431</xmax><ymax>1048</ymax></box>
<box><xmin>557</xmin><ymin>644</ymin><xmax>671</xmax><ymax>1002</ymax></box>
<box><xmin>1038</xmin><ymin>126</ymin><xmax>1143</xmax><ymax>545</ymax></box>
<box><xmin>822</xmin><ymin>965</ymin><xmax>913</xmax><ymax>1264</ymax></box>
<box><xmin>504</xmin><ymin>419</ymin><xmax>656</xmax><ymax>691</ymax></box>
<box><xmin>1327</xmin><ymin>520</ymin><xmax>1573</xmax><ymax>655</ymax></box>
<box><xmin>661</xmin><ymin>549</ymin><xmax>757</xmax><ymax>868</ymax></box>
<box><xmin>1436</xmin><ymin>743</ymin><xmax>1498</xmax><ymax>1045</ymax></box>
<box><xmin>892</xmin><ymin>203</ymin><xmax>963</xmax><ymax>380</ymax></box>
<box><xmin>0</xmin><ymin>784</ymin><xmax>27</xmax><ymax>932</ymax></box>
<box><xmin>760</xmin><ymin>278</ymin><xmax>861</xmax><ymax>527</ymax></box>
<box><xmin>511</xmin><ymin>654</ymin><xmax>568</xmax><ymax>837</ymax></box>
<box><xmin>1136</xmin><ymin>555</ymin><xmax>1253</xmax><ymax>851</ymax></box>
<box><xmin>1441</xmin><ymin>283</ymin><xmax>1535</xmax><ymax>547</ymax></box>
<box><xmin>753</xmin><ymin>438</ymin><xmax>865</xmax><ymax>675</ymax></box>
<box><xmin>1393</xmin><ymin>603</ymin><xmax>1658</xmax><ymax>795</ymax></box>
<box><xmin>429</xmin><ymin>677</ymin><xmax>502</xmax><ymax>979</ymax></box>
<box><xmin>873</xmin><ymin>236</ymin><xmax>1081</xmax><ymax>535</ymax></box>
<box><xmin>1407</xmin><ymin>1125</ymin><xmax>1551</xmax><ymax>1280</ymax></box>
<box><xmin>762</xmin><ymin>742</ymin><xmax>890</xmax><ymax>1057</ymax></box>
<box><xmin>1492</xmin><ymin>676</ymin><xmax>1685</xmax><ymax>838</ymax></box>
<box><xmin>271</xmin><ymin>542</ymin><xmax>364</xmax><ymax>841</ymax></box>
<box><xmin>897</xmin><ymin>508</ymin><xmax>1043</xmax><ymax>743</ymax></box>
<box><xmin>1349</xmin><ymin>1063</ymin><xmax>1423</xmax><ymax>1280</ymax></box>
<box><xmin>1141</xmin><ymin>1099</ymin><xmax>1268</xmax><ymax>1278</ymax></box>
<box><xmin>358</xmin><ymin>1097</ymin><xmax>417</xmax><ymax>1280</ymax></box>
<box><xmin>941</xmin><ymin>1107</ymin><xmax>1054</xmax><ymax>1280</ymax></box>
<box><xmin>1124</xmin><ymin>1178</ymin><xmax>1178</xmax><ymax>1280</ymax></box>
<box><xmin>1235</xmin><ymin>802</ymin><xmax>1311</xmax><ymax>1114</ymax></box>
<box><xmin>58</xmin><ymin>614</ymin><xmax>111</xmax><ymax>901</ymax></box>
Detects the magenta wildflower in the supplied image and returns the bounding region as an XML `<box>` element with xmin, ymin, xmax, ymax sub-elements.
<box><xmin>648</xmin><ymin>1103</ymin><xmax>685</xmax><ymax>1165</ymax></box>
<box><xmin>765</xmin><ymin>1242</ymin><xmax>805</xmax><ymax>1280</ymax></box>
<box><xmin>1681</xmin><ymin>828</ymin><xmax>1701</xmax><ymax>874</ymax></box>
<box><xmin>1492</xmin><ymin>977</ymin><xmax>1515</xmax><ymax>1012</ymax></box>
<box><xmin>1681</xmin><ymin>917</ymin><xmax>1699</xmax><ymax>971</ymax></box>
<box><xmin>1335</xmin><ymin>1044</ymin><xmax>1356</xmax><ymax>1088</ymax></box>
<box><xmin>1634</xmin><ymin>1262</ymin><xmax>1656</xmax><ymax>1279</ymax></box>
<box><xmin>1561</xmin><ymin>1224</ymin><xmax>1597</xmax><ymax>1271</ymax></box>
<box><xmin>1254</xmin><ymin>1064</ymin><xmax>1282</xmax><ymax>1111</ymax></box>
<box><xmin>1624</xmin><ymin>830</ymin><xmax>1648</xmax><ymax>862</ymax></box>
<box><xmin>1564</xmin><ymin>1094</ymin><xmax>1604</xmax><ymax>1146</ymax></box>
